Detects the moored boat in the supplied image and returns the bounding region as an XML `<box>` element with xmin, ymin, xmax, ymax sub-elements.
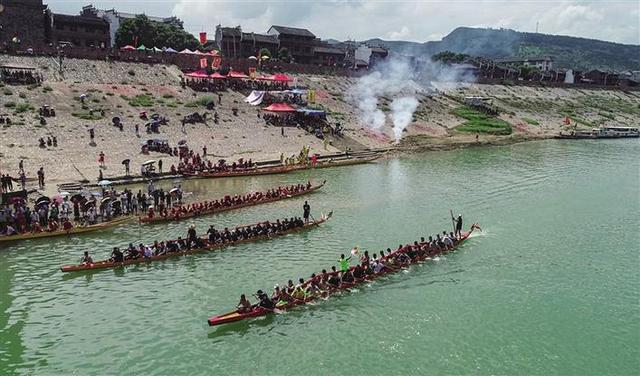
<box><xmin>139</xmin><ymin>181</ymin><xmax>325</xmax><ymax>224</ymax></box>
<box><xmin>556</xmin><ymin>126</ymin><xmax>640</xmax><ymax>139</ymax></box>
<box><xmin>0</xmin><ymin>215</ymin><xmax>134</xmax><ymax>244</ymax></box>
<box><xmin>60</xmin><ymin>212</ymin><xmax>333</xmax><ymax>273</ymax></box>
<box><xmin>207</xmin><ymin>224</ymin><xmax>479</xmax><ymax>327</ymax></box>
<box><xmin>183</xmin><ymin>155</ymin><xmax>381</xmax><ymax>179</ymax></box>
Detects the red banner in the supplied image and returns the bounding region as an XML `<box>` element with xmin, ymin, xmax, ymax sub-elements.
<box><xmin>199</xmin><ymin>32</ymin><xmax>207</xmax><ymax>45</ymax></box>
<box><xmin>212</xmin><ymin>56</ymin><xmax>222</xmax><ymax>69</ymax></box>
<box><xmin>200</xmin><ymin>58</ymin><xmax>208</xmax><ymax>69</ymax></box>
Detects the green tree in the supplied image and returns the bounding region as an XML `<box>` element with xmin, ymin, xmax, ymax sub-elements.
<box><xmin>278</xmin><ymin>47</ymin><xmax>291</xmax><ymax>63</ymax></box>
<box><xmin>259</xmin><ymin>48</ymin><xmax>272</xmax><ymax>59</ymax></box>
<box><xmin>115</xmin><ymin>15</ymin><xmax>200</xmax><ymax>51</ymax></box>
<box><xmin>432</xmin><ymin>51</ymin><xmax>469</xmax><ymax>64</ymax></box>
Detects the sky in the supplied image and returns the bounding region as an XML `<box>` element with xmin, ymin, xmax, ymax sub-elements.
<box><xmin>46</xmin><ymin>0</ymin><xmax>640</xmax><ymax>45</ymax></box>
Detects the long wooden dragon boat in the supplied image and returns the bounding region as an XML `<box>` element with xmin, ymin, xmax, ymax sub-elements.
<box><xmin>60</xmin><ymin>212</ymin><xmax>333</xmax><ymax>273</ymax></box>
<box><xmin>207</xmin><ymin>223</ymin><xmax>479</xmax><ymax>326</ymax></box>
<box><xmin>139</xmin><ymin>181</ymin><xmax>325</xmax><ymax>224</ymax></box>
<box><xmin>0</xmin><ymin>215</ymin><xmax>134</xmax><ymax>244</ymax></box>
<box><xmin>183</xmin><ymin>155</ymin><xmax>381</xmax><ymax>179</ymax></box>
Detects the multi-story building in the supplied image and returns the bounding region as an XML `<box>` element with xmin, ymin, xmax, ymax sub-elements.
<box><xmin>81</xmin><ymin>5</ymin><xmax>184</xmax><ymax>47</ymax></box>
<box><xmin>0</xmin><ymin>0</ymin><xmax>48</xmax><ymax>47</ymax></box>
<box><xmin>50</xmin><ymin>13</ymin><xmax>110</xmax><ymax>48</ymax></box>
<box><xmin>496</xmin><ymin>56</ymin><xmax>554</xmax><ymax>72</ymax></box>
<box><xmin>266</xmin><ymin>25</ymin><xmax>318</xmax><ymax>64</ymax></box>
<box><xmin>215</xmin><ymin>26</ymin><xmax>279</xmax><ymax>59</ymax></box>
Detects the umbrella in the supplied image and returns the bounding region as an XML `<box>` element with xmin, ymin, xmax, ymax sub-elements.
<box><xmin>142</xmin><ymin>160</ymin><xmax>156</xmax><ymax>166</ymax></box>
<box><xmin>70</xmin><ymin>193</ymin><xmax>84</xmax><ymax>203</ymax></box>
<box><xmin>97</xmin><ymin>180</ymin><xmax>112</xmax><ymax>187</ymax></box>
<box><xmin>121</xmin><ymin>45</ymin><xmax>136</xmax><ymax>51</ymax></box>
<box><xmin>58</xmin><ymin>191</ymin><xmax>70</xmax><ymax>197</ymax></box>
<box><xmin>84</xmin><ymin>201</ymin><xmax>95</xmax><ymax>210</ymax></box>
<box><xmin>248</xmin><ymin>56</ymin><xmax>258</xmax><ymax>60</ymax></box>
<box><xmin>177</xmin><ymin>140</ymin><xmax>188</xmax><ymax>146</ymax></box>
<box><xmin>169</xmin><ymin>187</ymin><xmax>180</xmax><ymax>195</ymax></box>
<box><xmin>35</xmin><ymin>196</ymin><xmax>50</xmax><ymax>205</ymax></box>
<box><xmin>10</xmin><ymin>197</ymin><xmax>24</xmax><ymax>204</ymax></box>
<box><xmin>121</xmin><ymin>159</ymin><xmax>131</xmax><ymax>165</ymax></box>
<box><xmin>52</xmin><ymin>195</ymin><xmax>64</xmax><ymax>204</ymax></box>
<box><xmin>101</xmin><ymin>197</ymin><xmax>112</xmax><ymax>204</ymax></box>
<box><xmin>261</xmin><ymin>55</ymin><xmax>270</xmax><ymax>60</ymax></box>
<box><xmin>164</xmin><ymin>47</ymin><xmax>178</xmax><ymax>53</ymax></box>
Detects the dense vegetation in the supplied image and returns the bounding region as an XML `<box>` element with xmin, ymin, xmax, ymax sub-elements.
<box><xmin>368</xmin><ymin>27</ymin><xmax>640</xmax><ymax>71</ymax></box>
<box><xmin>115</xmin><ymin>15</ymin><xmax>200</xmax><ymax>51</ymax></box>
<box><xmin>452</xmin><ymin>106</ymin><xmax>513</xmax><ymax>135</ymax></box>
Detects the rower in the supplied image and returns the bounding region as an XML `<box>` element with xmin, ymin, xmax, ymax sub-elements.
<box><xmin>81</xmin><ymin>251</ymin><xmax>93</xmax><ymax>265</ymax></box>
<box><xmin>341</xmin><ymin>269</ymin><xmax>355</xmax><ymax>284</ymax></box>
<box><xmin>236</xmin><ymin>294</ymin><xmax>252</xmax><ymax>313</ymax></box>
<box><xmin>454</xmin><ymin>214</ymin><xmax>463</xmax><ymax>239</ymax></box>
<box><xmin>338</xmin><ymin>254</ymin><xmax>351</xmax><ymax>272</ymax></box>
<box><xmin>291</xmin><ymin>278</ymin><xmax>306</xmax><ymax>300</ymax></box>
<box><xmin>111</xmin><ymin>247</ymin><xmax>124</xmax><ymax>263</ymax></box>
<box><xmin>255</xmin><ymin>290</ymin><xmax>275</xmax><ymax>310</ymax></box>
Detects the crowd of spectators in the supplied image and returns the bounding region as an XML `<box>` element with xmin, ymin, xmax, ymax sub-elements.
<box><xmin>1</xmin><ymin>68</ymin><xmax>43</xmax><ymax>85</ymax></box>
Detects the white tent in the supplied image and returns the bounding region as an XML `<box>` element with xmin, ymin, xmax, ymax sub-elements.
<box><xmin>244</xmin><ymin>90</ymin><xmax>266</xmax><ymax>106</ymax></box>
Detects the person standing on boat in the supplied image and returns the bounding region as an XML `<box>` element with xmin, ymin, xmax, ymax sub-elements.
<box><xmin>303</xmin><ymin>201</ymin><xmax>311</xmax><ymax>223</ymax></box>
<box><xmin>454</xmin><ymin>214</ymin><xmax>463</xmax><ymax>239</ymax></box>
<box><xmin>339</xmin><ymin>254</ymin><xmax>352</xmax><ymax>272</ymax></box>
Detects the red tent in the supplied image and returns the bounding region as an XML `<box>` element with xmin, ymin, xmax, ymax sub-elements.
<box><xmin>121</xmin><ymin>45</ymin><xmax>136</xmax><ymax>51</ymax></box>
<box><xmin>263</xmin><ymin>103</ymin><xmax>295</xmax><ymax>112</ymax></box>
<box><xmin>256</xmin><ymin>75</ymin><xmax>275</xmax><ymax>81</ymax></box>
<box><xmin>228</xmin><ymin>71</ymin><xmax>249</xmax><ymax>79</ymax></box>
<box><xmin>185</xmin><ymin>70</ymin><xmax>210</xmax><ymax>78</ymax></box>
<box><xmin>273</xmin><ymin>73</ymin><xmax>293</xmax><ymax>82</ymax></box>
<box><xmin>209</xmin><ymin>72</ymin><xmax>226</xmax><ymax>79</ymax></box>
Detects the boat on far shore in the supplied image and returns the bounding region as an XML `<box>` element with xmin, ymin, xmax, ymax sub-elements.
<box><xmin>183</xmin><ymin>155</ymin><xmax>382</xmax><ymax>179</ymax></box>
<box><xmin>556</xmin><ymin>126</ymin><xmax>639</xmax><ymax>139</ymax></box>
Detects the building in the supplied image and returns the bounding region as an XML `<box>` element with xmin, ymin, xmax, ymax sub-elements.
<box><xmin>50</xmin><ymin>13</ymin><xmax>110</xmax><ymax>47</ymax></box>
<box><xmin>266</xmin><ymin>25</ymin><xmax>318</xmax><ymax>64</ymax></box>
<box><xmin>312</xmin><ymin>44</ymin><xmax>345</xmax><ymax>66</ymax></box>
<box><xmin>215</xmin><ymin>26</ymin><xmax>242</xmax><ymax>58</ymax></box>
<box><xmin>0</xmin><ymin>0</ymin><xmax>48</xmax><ymax>47</ymax></box>
<box><xmin>81</xmin><ymin>5</ymin><xmax>184</xmax><ymax>47</ymax></box>
<box><xmin>496</xmin><ymin>56</ymin><xmax>554</xmax><ymax>72</ymax></box>
<box><xmin>353</xmin><ymin>43</ymin><xmax>389</xmax><ymax>69</ymax></box>
<box><xmin>241</xmin><ymin>32</ymin><xmax>279</xmax><ymax>58</ymax></box>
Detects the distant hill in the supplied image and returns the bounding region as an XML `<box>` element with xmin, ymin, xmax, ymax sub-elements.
<box><xmin>365</xmin><ymin>27</ymin><xmax>640</xmax><ymax>71</ymax></box>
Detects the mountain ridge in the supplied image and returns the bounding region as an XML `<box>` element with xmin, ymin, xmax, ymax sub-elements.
<box><xmin>363</xmin><ymin>27</ymin><xmax>640</xmax><ymax>71</ymax></box>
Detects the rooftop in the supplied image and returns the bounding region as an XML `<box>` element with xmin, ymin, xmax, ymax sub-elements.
<box><xmin>496</xmin><ymin>56</ymin><xmax>553</xmax><ymax>63</ymax></box>
<box><xmin>269</xmin><ymin>25</ymin><xmax>315</xmax><ymax>38</ymax></box>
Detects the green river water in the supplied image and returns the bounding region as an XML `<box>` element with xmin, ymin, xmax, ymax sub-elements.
<box><xmin>1</xmin><ymin>139</ymin><xmax>638</xmax><ymax>375</ymax></box>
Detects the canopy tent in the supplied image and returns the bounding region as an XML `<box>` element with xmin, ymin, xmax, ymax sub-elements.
<box><xmin>209</xmin><ymin>72</ymin><xmax>226</xmax><ymax>79</ymax></box>
<box><xmin>228</xmin><ymin>71</ymin><xmax>249</xmax><ymax>79</ymax></box>
<box><xmin>273</xmin><ymin>73</ymin><xmax>293</xmax><ymax>82</ymax></box>
<box><xmin>136</xmin><ymin>45</ymin><xmax>147</xmax><ymax>51</ymax></box>
<box><xmin>256</xmin><ymin>74</ymin><xmax>275</xmax><ymax>81</ymax></box>
<box><xmin>164</xmin><ymin>47</ymin><xmax>178</xmax><ymax>53</ymax></box>
<box><xmin>193</xmin><ymin>50</ymin><xmax>205</xmax><ymax>55</ymax></box>
<box><xmin>297</xmin><ymin>108</ymin><xmax>326</xmax><ymax>117</ymax></box>
<box><xmin>244</xmin><ymin>91</ymin><xmax>265</xmax><ymax>106</ymax></box>
<box><xmin>121</xmin><ymin>45</ymin><xmax>136</xmax><ymax>51</ymax></box>
<box><xmin>185</xmin><ymin>70</ymin><xmax>211</xmax><ymax>79</ymax></box>
<box><xmin>152</xmin><ymin>47</ymin><xmax>163</xmax><ymax>52</ymax></box>
<box><xmin>179</xmin><ymin>48</ymin><xmax>195</xmax><ymax>54</ymax></box>
<box><xmin>263</xmin><ymin>103</ymin><xmax>296</xmax><ymax>112</ymax></box>
<box><xmin>283</xmin><ymin>88</ymin><xmax>306</xmax><ymax>95</ymax></box>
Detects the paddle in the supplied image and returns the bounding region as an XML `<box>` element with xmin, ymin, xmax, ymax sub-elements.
<box><xmin>450</xmin><ymin>209</ymin><xmax>456</xmax><ymax>235</ymax></box>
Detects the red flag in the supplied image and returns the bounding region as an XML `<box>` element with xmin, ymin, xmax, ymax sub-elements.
<box><xmin>199</xmin><ymin>32</ymin><xmax>207</xmax><ymax>45</ymax></box>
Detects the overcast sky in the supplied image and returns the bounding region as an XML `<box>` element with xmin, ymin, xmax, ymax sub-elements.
<box><xmin>47</xmin><ymin>0</ymin><xmax>640</xmax><ymax>45</ymax></box>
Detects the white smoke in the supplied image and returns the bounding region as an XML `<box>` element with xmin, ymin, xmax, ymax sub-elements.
<box><xmin>348</xmin><ymin>53</ymin><xmax>476</xmax><ymax>143</ymax></box>
<box><xmin>391</xmin><ymin>97</ymin><xmax>419</xmax><ymax>143</ymax></box>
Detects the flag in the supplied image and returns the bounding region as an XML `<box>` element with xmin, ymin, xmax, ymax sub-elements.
<box><xmin>200</xmin><ymin>58</ymin><xmax>208</xmax><ymax>69</ymax></box>
<box><xmin>248</xmin><ymin>67</ymin><xmax>256</xmax><ymax>79</ymax></box>
<box><xmin>350</xmin><ymin>246</ymin><xmax>359</xmax><ymax>256</ymax></box>
<box><xmin>199</xmin><ymin>32</ymin><xmax>207</xmax><ymax>45</ymax></box>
